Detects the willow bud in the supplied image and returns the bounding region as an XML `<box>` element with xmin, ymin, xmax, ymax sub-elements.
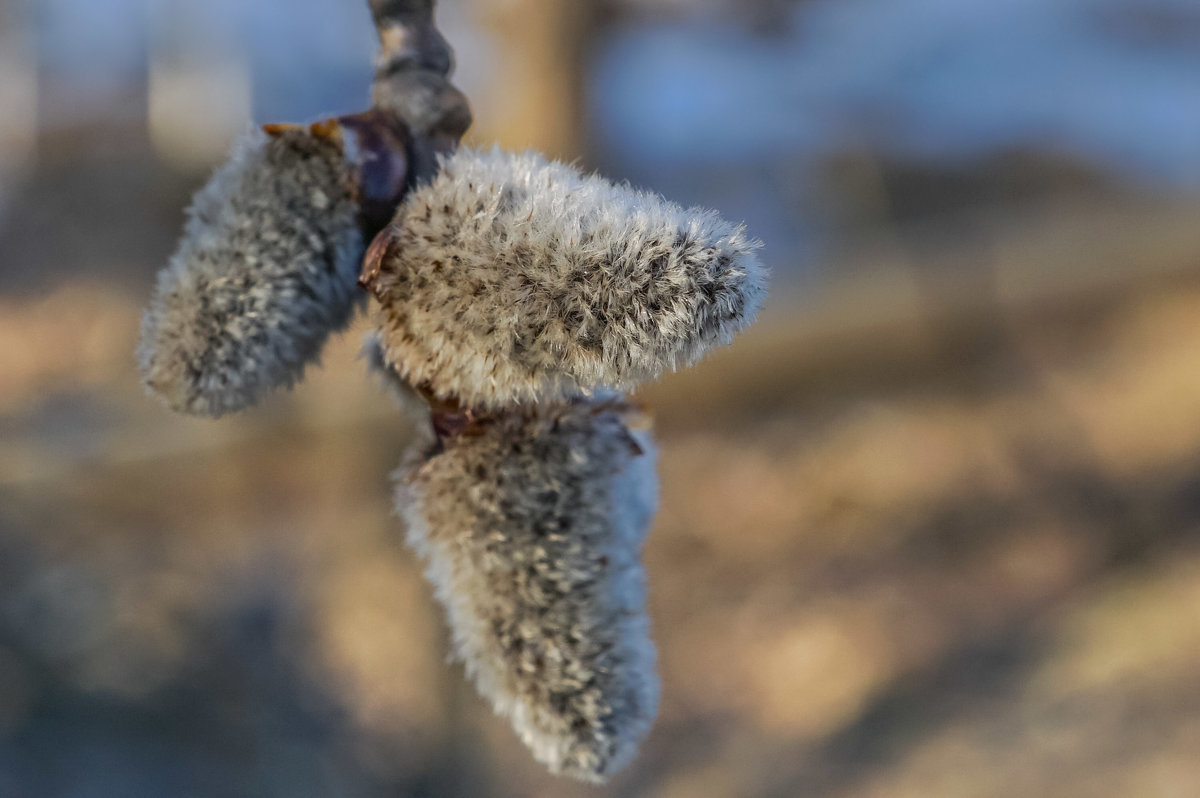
<box><xmin>397</xmin><ymin>398</ymin><xmax>660</xmax><ymax>781</ymax></box>
<box><xmin>138</xmin><ymin>113</ymin><xmax>410</xmax><ymax>417</ymax></box>
<box><xmin>363</xmin><ymin>146</ymin><xmax>767</xmax><ymax>409</ymax></box>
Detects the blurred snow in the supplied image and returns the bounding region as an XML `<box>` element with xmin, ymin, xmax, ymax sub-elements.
<box><xmin>594</xmin><ymin>0</ymin><xmax>1200</xmax><ymax>188</ymax></box>
<box><xmin>27</xmin><ymin>0</ymin><xmax>1200</xmax><ymax>188</ymax></box>
<box><xmin>32</xmin><ymin>0</ymin><xmax>376</xmax><ymax>126</ymax></box>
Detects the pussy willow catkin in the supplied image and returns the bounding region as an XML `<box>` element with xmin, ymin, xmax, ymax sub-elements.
<box><xmin>365</xmin><ymin>147</ymin><xmax>766</xmax><ymax>408</ymax></box>
<box><xmin>138</xmin><ymin>120</ymin><xmax>401</xmax><ymax>417</ymax></box>
<box><xmin>138</xmin><ymin>116</ymin><xmax>765</xmax><ymax>784</ymax></box>
<box><xmin>397</xmin><ymin>398</ymin><xmax>659</xmax><ymax>781</ymax></box>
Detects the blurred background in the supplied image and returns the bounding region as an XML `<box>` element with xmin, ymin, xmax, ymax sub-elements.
<box><xmin>2</xmin><ymin>0</ymin><xmax>1200</xmax><ymax>795</ymax></box>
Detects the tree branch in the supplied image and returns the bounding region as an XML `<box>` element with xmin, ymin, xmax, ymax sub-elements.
<box><xmin>370</xmin><ymin>0</ymin><xmax>436</xmax><ymax>24</ymax></box>
<box><xmin>367</xmin><ymin>0</ymin><xmax>471</xmax><ymax>177</ymax></box>
<box><xmin>370</xmin><ymin>0</ymin><xmax>452</xmax><ymax>76</ymax></box>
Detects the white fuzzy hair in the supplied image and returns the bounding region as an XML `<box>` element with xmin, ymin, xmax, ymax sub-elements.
<box><xmin>396</xmin><ymin>399</ymin><xmax>660</xmax><ymax>782</ymax></box>
<box><xmin>137</xmin><ymin>127</ymin><xmax>364</xmax><ymax>417</ymax></box>
<box><xmin>369</xmin><ymin>146</ymin><xmax>766</xmax><ymax>409</ymax></box>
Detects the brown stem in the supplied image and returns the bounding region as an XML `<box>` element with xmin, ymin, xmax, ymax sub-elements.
<box><xmin>367</xmin><ymin>0</ymin><xmax>471</xmax><ymax>178</ymax></box>
<box><xmin>370</xmin><ymin>0</ymin><xmax>436</xmax><ymax>26</ymax></box>
<box><xmin>370</xmin><ymin>0</ymin><xmax>452</xmax><ymax>76</ymax></box>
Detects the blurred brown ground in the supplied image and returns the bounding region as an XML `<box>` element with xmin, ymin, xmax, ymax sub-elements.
<box><xmin>4</xmin><ymin>0</ymin><xmax>1200</xmax><ymax>793</ymax></box>
<box><xmin>3</xmin><ymin>191</ymin><xmax>1200</xmax><ymax>797</ymax></box>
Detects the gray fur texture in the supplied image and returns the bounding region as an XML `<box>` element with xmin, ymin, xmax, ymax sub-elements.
<box><xmin>368</xmin><ymin>147</ymin><xmax>766</xmax><ymax>409</ymax></box>
<box><xmin>397</xmin><ymin>399</ymin><xmax>660</xmax><ymax>781</ymax></box>
<box><xmin>138</xmin><ymin>126</ymin><xmax>365</xmax><ymax>417</ymax></box>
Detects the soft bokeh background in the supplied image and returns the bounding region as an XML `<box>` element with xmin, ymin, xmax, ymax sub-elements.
<box><xmin>3</xmin><ymin>0</ymin><xmax>1200</xmax><ymax>795</ymax></box>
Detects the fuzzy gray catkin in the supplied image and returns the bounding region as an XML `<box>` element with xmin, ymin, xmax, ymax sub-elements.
<box><xmin>364</xmin><ymin>146</ymin><xmax>767</xmax><ymax>409</ymax></box>
<box><xmin>397</xmin><ymin>399</ymin><xmax>660</xmax><ymax>782</ymax></box>
<box><xmin>138</xmin><ymin>125</ymin><xmax>366</xmax><ymax>417</ymax></box>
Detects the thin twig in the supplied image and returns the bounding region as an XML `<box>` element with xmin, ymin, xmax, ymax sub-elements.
<box><xmin>370</xmin><ymin>0</ymin><xmax>452</xmax><ymax>76</ymax></box>
<box><xmin>367</xmin><ymin>0</ymin><xmax>471</xmax><ymax>179</ymax></box>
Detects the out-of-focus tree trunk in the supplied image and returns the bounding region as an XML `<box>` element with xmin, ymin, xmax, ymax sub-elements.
<box><xmin>0</xmin><ymin>0</ymin><xmax>38</xmax><ymax>217</ymax></box>
<box><xmin>471</xmin><ymin>0</ymin><xmax>602</xmax><ymax>161</ymax></box>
